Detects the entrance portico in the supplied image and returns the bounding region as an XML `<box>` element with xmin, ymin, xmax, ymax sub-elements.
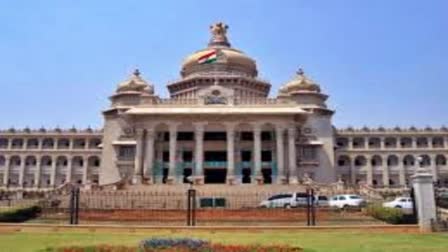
<box><xmin>130</xmin><ymin>116</ymin><xmax>305</xmax><ymax>185</ymax></box>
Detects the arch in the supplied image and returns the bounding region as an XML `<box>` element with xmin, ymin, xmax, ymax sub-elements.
<box><xmin>416</xmin><ymin>137</ymin><xmax>429</xmax><ymax>148</ymax></box>
<box><xmin>419</xmin><ymin>154</ymin><xmax>431</xmax><ymax>167</ymax></box>
<box><xmin>400</xmin><ymin>137</ymin><xmax>412</xmax><ymax>148</ymax></box>
<box><xmin>56</xmin><ymin>156</ymin><xmax>68</xmax><ymax>167</ymax></box>
<box><xmin>42</xmin><ymin>138</ymin><xmax>55</xmax><ymax>149</ymax></box>
<box><xmin>435</xmin><ymin>155</ymin><xmax>447</xmax><ymax>166</ymax></box>
<box><xmin>387</xmin><ymin>155</ymin><xmax>399</xmax><ymax>166</ymax></box>
<box><xmin>354</xmin><ymin>155</ymin><xmax>367</xmax><ymax>166</ymax></box>
<box><xmin>0</xmin><ymin>155</ymin><xmax>5</xmax><ymax>166</ymax></box>
<box><xmin>57</xmin><ymin>138</ymin><xmax>70</xmax><ymax>149</ymax></box>
<box><xmin>41</xmin><ymin>156</ymin><xmax>52</xmax><ymax>166</ymax></box>
<box><xmin>11</xmin><ymin>138</ymin><xmax>23</xmax><ymax>149</ymax></box>
<box><xmin>368</xmin><ymin>138</ymin><xmax>381</xmax><ymax>149</ymax></box>
<box><xmin>89</xmin><ymin>138</ymin><xmax>102</xmax><ymax>149</ymax></box>
<box><xmin>371</xmin><ymin>155</ymin><xmax>383</xmax><ymax>166</ymax></box>
<box><xmin>352</xmin><ymin>138</ymin><xmax>365</xmax><ymax>149</ymax></box>
<box><xmin>337</xmin><ymin>155</ymin><xmax>351</xmax><ymax>166</ymax></box>
<box><xmin>336</xmin><ymin>138</ymin><xmax>349</xmax><ymax>148</ymax></box>
<box><xmin>72</xmin><ymin>156</ymin><xmax>84</xmax><ymax>167</ymax></box>
<box><xmin>403</xmin><ymin>155</ymin><xmax>415</xmax><ymax>166</ymax></box>
<box><xmin>27</xmin><ymin>138</ymin><xmax>39</xmax><ymax>149</ymax></box>
<box><xmin>10</xmin><ymin>155</ymin><xmax>21</xmax><ymax>166</ymax></box>
<box><xmin>25</xmin><ymin>156</ymin><xmax>37</xmax><ymax>166</ymax></box>
<box><xmin>0</xmin><ymin>138</ymin><xmax>8</xmax><ymax>148</ymax></box>
<box><xmin>73</xmin><ymin>138</ymin><xmax>86</xmax><ymax>149</ymax></box>
<box><xmin>384</xmin><ymin>137</ymin><xmax>397</xmax><ymax>148</ymax></box>
<box><xmin>88</xmin><ymin>156</ymin><xmax>101</xmax><ymax>167</ymax></box>
<box><xmin>432</xmin><ymin>137</ymin><xmax>444</xmax><ymax>148</ymax></box>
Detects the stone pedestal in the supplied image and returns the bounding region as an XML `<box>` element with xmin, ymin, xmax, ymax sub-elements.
<box><xmin>193</xmin><ymin>176</ymin><xmax>204</xmax><ymax>185</ymax></box>
<box><xmin>226</xmin><ymin>175</ymin><xmax>237</xmax><ymax>185</ymax></box>
<box><xmin>255</xmin><ymin>176</ymin><xmax>264</xmax><ymax>185</ymax></box>
<box><xmin>412</xmin><ymin>168</ymin><xmax>437</xmax><ymax>233</ymax></box>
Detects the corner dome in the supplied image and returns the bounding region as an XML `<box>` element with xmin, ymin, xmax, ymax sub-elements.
<box><xmin>116</xmin><ymin>69</ymin><xmax>154</xmax><ymax>94</ymax></box>
<box><xmin>279</xmin><ymin>69</ymin><xmax>321</xmax><ymax>95</ymax></box>
<box><xmin>180</xmin><ymin>22</ymin><xmax>258</xmax><ymax>78</ymax></box>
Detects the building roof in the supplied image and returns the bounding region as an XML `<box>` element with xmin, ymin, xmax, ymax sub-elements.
<box><xmin>125</xmin><ymin>106</ymin><xmax>308</xmax><ymax>115</ymax></box>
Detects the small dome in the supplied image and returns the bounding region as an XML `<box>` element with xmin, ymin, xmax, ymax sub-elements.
<box><xmin>117</xmin><ymin>69</ymin><xmax>153</xmax><ymax>94</ymax></box>
<box><xmin>180</xmin><ymin>22</ymin><xmax>258</xmax><ymax>78</ymax></box>
<box><xmin>279</xmin><ymin>69</ymin><xmax>321</xmax><ymax>94</ymax></box>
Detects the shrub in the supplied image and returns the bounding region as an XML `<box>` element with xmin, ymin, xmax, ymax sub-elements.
<box><xmin>366</xmin><ymin>205</ymin><xmax>405</xmax><ymax>224</ymax></box>
<box><xmin>139</xmin><ymin>237</ymin><xmax>209</xmax><ymax>251</ymax></box>
<box><xmin>0</xmin><ymin>205</ymin><xmax>41</xmax><ymax>222</ymax></box>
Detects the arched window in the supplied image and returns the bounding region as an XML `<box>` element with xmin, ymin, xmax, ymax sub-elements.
<box><xmin>27</xmin><ymin>139</ymin><xmax>39</xmax><ymax>149</ymax></box>
<box><xmin>56</xmin><ymin>156</ymin><xmax>68</xmax><ymax>167</ymax></box>
<box><xmin>42</xmin><ymin>138</ymin><xmax>55</xmax><ymax>149</ymax></box>
<box><xmin>416</xmin><ymin>137</ymin><xmax>429</xmax><ymax>148</ymax></box>
<box><xmin>403</xmin><ymin>155</ymin><xmax>415</xmax><ymax>166</ymax></box>
<box><xmin>432</xmin><ymin>137</ymin><xmax>444</xmax><ymax>148</ymax></box>
<box><xmin>25</xmin><ymin>156</ymin><xmax>37</xmax><ymax>166</ymax></box>
<box><xmin>354</xmin><ymin>156</ymin><xmax>367</xmax><ymax>166</ymax></box>
<box><xmin>41</xmin><ymin>156</ymin><xmax>52</xmax><ymax>166</ymax></box>
<box><xmin>0</xmin><ymin>156</ymin><xmax>5</xmax><ymax>166</ymax></box>
<box><xmin>353</xmin><ymin>138</ymin><xmax>365</xmax><ymax>149</ymax></box>
<box><xmin>88</xmin><ymin>156</ymin><xmax>101</xmax><ymax>167</ymax></box>
<box><xmin>337</xmin><ymin>155</ymin><xmax>350</xmax><ymax>166</ymax></box>
<box><xmin>0</xmin><ymin>138</ymin><xmax>8</xmax><ymax>148</ymax></box>
<box><xmin>336</xmin><ymin>138</ymin><xmax>349</xmax><ymax>148</ymax></box>
<box><xmin>11</xmin><ymin>139</ymin><xmax>23</xmax><ymax>149</ymax></box>
<box><xmin>384</xmin><ymin>137</ymin><xmax>397</xmax><ymax>148</ymax></box>
<box><xmin>436</xmin><ymin>155</ymin><xmax>447</xmax><ymax>166</ymax></box>
<box><xmin>400</xmin><ymin>138</ymin><xmax>412</xmax><ymax>148</ymax></box>
<box><xmin>368</xmin><ymin>138</ymin><xmax>381</xmax><ymax>149</ymax></box>
<box><xmin>387</xmin><ymin>155</ymin><xmax>399</xmax><ymax>166</ymax></box>
<box><xmin>371</xmin><ymin>155</ymin><xmax>382</xmax><ymax>166</ymax></box>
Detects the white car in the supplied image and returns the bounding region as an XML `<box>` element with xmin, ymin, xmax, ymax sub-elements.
<box><xmin>259</xmin><ymin>193</ymin><xmax>311</xmax><ymax>208</ymax></box>
<box><xmin>329</xmin><ymin>194</ymin><xmax>366</xmax><ymax>209</ymax></box>
<box><xmin>383</xmin><ymin>197</ymin><xmax>413</xmax><ymax>213</ymax></box>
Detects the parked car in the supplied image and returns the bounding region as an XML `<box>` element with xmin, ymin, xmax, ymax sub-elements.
<box><xmin>259</xmin><ymin>193</ymin><xmax>327</xmax><ymax>208</ymax></box>
<box><xmin>329</xmin><ymin>194</ymin><xmax>366</xmax><ymax>209</ymax></box>
<box><xmin>383</xmin><ymin>197</ymin><xmax>414</xmax><ymax>214</ymax></box>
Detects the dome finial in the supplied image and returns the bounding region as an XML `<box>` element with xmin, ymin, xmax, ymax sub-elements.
<box><xmin>133</xmin><ymin>69</ymin><xmax>141</xmax><ymax>77</ymax></box>
<box><xmin>296</xmin><ymin>68</ymin><xmax>304</xmax><ymax>76</ymax></box>
<box><xmin>208</xmin><ymin>22</ymin><xmax>230</xmax><ymax>47</ymax></box>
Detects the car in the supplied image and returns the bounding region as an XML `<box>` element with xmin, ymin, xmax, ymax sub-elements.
<box><xmin>329</xmin><ymin>194</ymin><xmax>366</xmax><ymax>209</ymax></box>
<box><xmin>383</xmin><ymin>197</ymin><xmax>414</xmax><ymax>214</ymax></box>
<box><xmin>259</xmin><ymin>193</ymin><xmax>327</xmax><ymax>208</ymax></box>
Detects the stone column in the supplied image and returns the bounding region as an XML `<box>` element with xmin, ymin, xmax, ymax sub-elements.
<box><xmin>194</xmin><ymin>123</ymin><xmax>206</xmax><ymax>184</ymax></box>
<box><xmin>412</xmin><ymin>168</ymin><xmax>437</xmax><ymax>232</ymax></box>
<box><xmin>430</xmin><ymin>154</ymin><xmax>438</xmax><ymax>183</ymax></box>
<box><xmin>50</xmin><ymin>156</ymin><xmax>57</xmax><ymax>187</ymax></box>
<box><xmin>66</xmin><ymin>157</ymin><xmax>72</xmax><ymax>184</ymax></box>
<box><xmin>350</xmin><ymin>157</ymin><xmax>357</xmax><ymax>185</ymax></box>
<box><xmin>366</xmin><ymin>155</ymin><xmax>373</xmax><ymax>186</ymax></box>
<box><xmin>168</xmin><ymin>123</ymin><xmax>178</xmax><ymax>183</ymax></box>
<box><xmin>3</xmin><ymin>157</ymin><xmax>9</xmax><ymax>187</ymax></box>
<box><xmin>82</xmin><ymin>156</ymin><xmax>88</xmax><ymax>184</ymax></box>
<box><xmin>18</xmin><ymin>155</ymin><xmax>25</xmax><ymax>188</ymax></box>
<box><xmin>275</xmin><ymin>126</ymin><xmax>285</xmax><ymax>184</ymax></box>
<box><xmin>253</xmin><ymin>123</ymin><xmax>262</xmax><ymax>183</ymax></box>
<box><xmin>398</xmin><ymin>155</ymin><xmax>406</xmax><ymax>186</ymax></box>
<box><xmin>133</xmin><ymin>129</ymin><xmax>144</xmax><ymax>184</ymax></box>
<box><xmin>287</xmin><ymin>126</ymin><xmax>298</xmax><ymax>184</ymax></box>
<box><xmin>382</xmin><ymin>154</ymin><xmax>390</xmax><ymax>187</ymax></box>
<box><xmin>143</xmin><ymin>128</ymin><xmax>155</xmax><ymax>183</ymax></box>
<box><xmin>34</xmin><ymin>158</ymin><xmax>41</xmax><ymax>189</ymax></box>
<box><xmin>226</xmin><ymin>123</ymin><xmax>236</xmax><ymax>185</ymax></box>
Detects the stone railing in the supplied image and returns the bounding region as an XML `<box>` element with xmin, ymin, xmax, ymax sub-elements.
<box><xmin>155</xmin><ymin>97</ymin><xmax>283</xmax><ymax>106</ymax></box>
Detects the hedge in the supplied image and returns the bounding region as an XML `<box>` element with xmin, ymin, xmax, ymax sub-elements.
<box><xmin>0</xmin><ymin>205</ymin><xmax>42</xmax><ymax>222</ymax></box>
<box><xmin>366</xmin><ymin>205</ymin><xmax>416</xmax><ymax>224</ymax></box>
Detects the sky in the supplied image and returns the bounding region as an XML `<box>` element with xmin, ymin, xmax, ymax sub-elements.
<box><xmin>0</xmin><ymin>0</ymin><xmax>447</xmax><ymax>129</ymax></box>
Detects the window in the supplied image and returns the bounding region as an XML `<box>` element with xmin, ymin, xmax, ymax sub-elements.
<box><xmin>349</xmin><ymin>195</ymin><xmax>361</xmax><ymax>199</ymax></box>
<box><xmin>204</xmin><ymin>132</ymin><xmax>226</xmax><ymax>141</ymax></box>
<box><xmin>301</xmin><ymin>146</ymin><xmax>317</xmax><ymax>160</ymax></box>
<box><xmin>261</xmin><ymin>151</ymin><xmax>272</xmax><ymax>162</ymax></box>
<box><xmin>338</xmin><ymin>196</ymin><xmax>346</xmax><ymax>200</ymax></box>
<box><xmin>177</xmin><ymin>132</ymin><xmax>194</xmax><ymax>141</ymax></box>
<box><xmin>261</xmin><ymin>131</ymin><xmax>272</xmax><ymax>141</ymax></box>
<box><xmin>182</xmin><ymin>151</ymin><xmax>193</xmax><ymax>162</ymax></box>
<box><xmin>240</xmin><ymin>132</ymin><xmax>253</xmax><ymax>141</ymax></box>
<box><xmin>118</xmin><ymin>146</ymin><xmax>135</xmax><ymax>160</ymax></box>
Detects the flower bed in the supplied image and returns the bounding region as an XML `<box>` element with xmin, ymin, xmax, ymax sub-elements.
<box><xmin>40</xmin><ymin>238</ymin><xmax>303</xmax><ymax>252</ymax></box>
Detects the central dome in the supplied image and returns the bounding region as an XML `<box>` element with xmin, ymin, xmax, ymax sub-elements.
<box><xmin>180</xmin><ymin>22</ymin><xmax>258</xmax><ymax>78</ymax></box>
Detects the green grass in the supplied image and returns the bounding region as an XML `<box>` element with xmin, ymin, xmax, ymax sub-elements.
<box><xmin>0</xmin><ymin>230</ymin><xmax>447</xmax><ymax>252</ymax></box>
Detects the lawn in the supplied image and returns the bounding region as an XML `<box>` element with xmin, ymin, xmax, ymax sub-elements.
<box><xmin>0</xmin><ymin>229</ymin><xmax>447</xmax><ymax>252</ymax></box>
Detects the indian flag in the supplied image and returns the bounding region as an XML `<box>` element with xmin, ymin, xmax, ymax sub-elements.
<box><xmin>198</xmin><ymin>50</ymin><xmax>218</xmax><ymax>64</ymax></box>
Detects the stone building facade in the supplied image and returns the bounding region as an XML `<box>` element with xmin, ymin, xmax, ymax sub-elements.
<box><xmin>0</xmin><ymin>23</ymin><xmax>447</xmax><ymax>190</ymax></box>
